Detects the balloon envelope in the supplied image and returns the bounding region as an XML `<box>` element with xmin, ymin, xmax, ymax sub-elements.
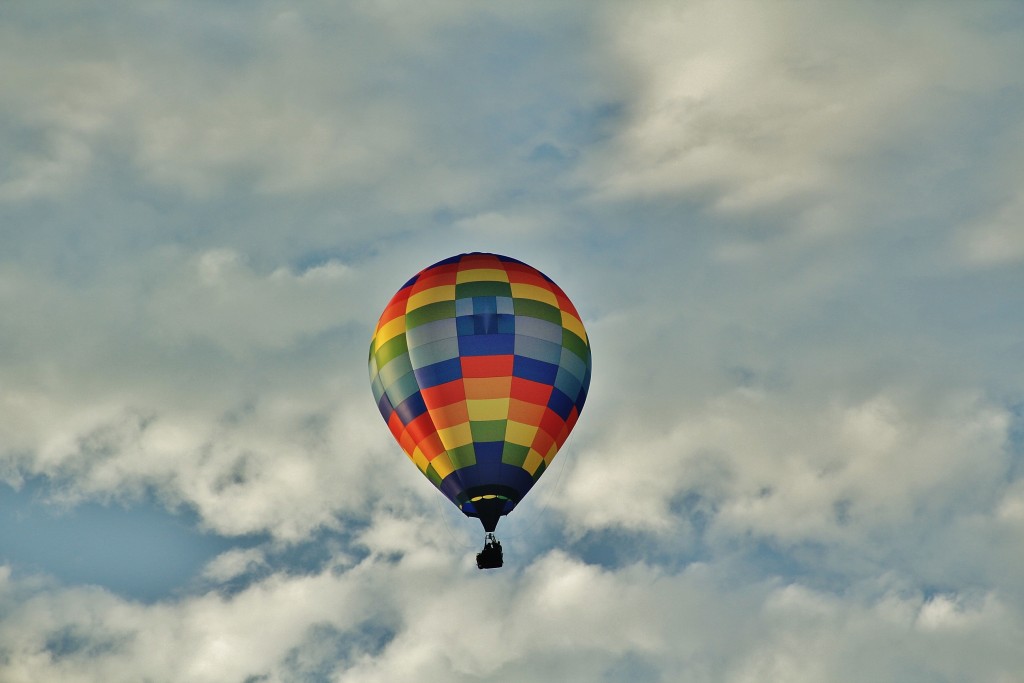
<box><xmin>368</xmin><ymin>253</ymin><xmax>592</xmax><ymax>532</ymax></box>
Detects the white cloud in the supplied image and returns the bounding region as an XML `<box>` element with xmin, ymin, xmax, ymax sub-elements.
<box><xmin>0</xmin><ymin>4</ymin><xmax>490</xmax><ymax>211</ymax></box>
<box><xmin>200</xmin><ymin>548</ymin><xmax>267</xmax><ymax>583</ymax></box>
<box><xmin>0</xmin><ymin>245</ymin><xmax>421</xmax><ymax>540</ymax></box>
<box><xmin>21</xmin><ymin>394</ymin><xmax>403</xmax><ymax>541</ymax></box>
<box><xmin>585</xmin><ymin>0</ymin><xmax>1024</xmax><ymax>240</ymax></box>
<box><xmin>149</xmin><ymin>248</ymin><xmax>356</xmax><ymax>355</ymax></box>
<box><xmin>559</xmin><ymin>387</ymin><xmax>1012</xmax><ymax>556</ymax></box>
<box><xmin>3</xmin><ymin>548</ymin><xmax>1024</xmax><ymax>683</ymax></box>
<box><xmin>1</xmin><ymin>1</ymin><xmax>1023</xmax><ymax>680</ymax></box>
<box><xmin>133</xmin><ymin>84</ymin><xmax>416</xmax><ymax>198</ymax></box>
<box><xmin>960</xmin><ymin>193</ymin><xmax>1024</xmax><ymax>267</ymax></box>
<box><xmin>0</xmin><ymin>131</ymin><xmax>93</xmax><ymax>202</ymax></box>
<box><xmin>0</xmin><ymin>45</ymin><xmax>136</xmax><ymax>201</ymax></box>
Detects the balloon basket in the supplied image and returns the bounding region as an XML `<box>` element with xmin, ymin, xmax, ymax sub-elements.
<box><xmin>476</xmin><ymin>533</ymin><xmax>503</xmax><ymax>569</ymax></box>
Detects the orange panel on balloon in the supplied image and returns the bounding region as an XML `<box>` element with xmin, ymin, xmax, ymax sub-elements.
<box><xmin>429</xmin><ymin>402</ymin><xmax>470</xmax><ymax>429</ymax></box>
<box><xmin>464</xmin><ymin>377</ymin><xmax>512</xmax><ymax>400</ymax></box>
<box><xmin>419</xmin><ymin>432</ymin><xmax>447</xmax><ymax>460</ymax></box>
<box><xmin>507</xmin><ymin>398</ymin><xmax>545</xmax><ymax>425</ymax></box>
<box><xmin>398</xmin><ymin>428</ymin><xmax>417</xmax><ymax>455</ymax></box>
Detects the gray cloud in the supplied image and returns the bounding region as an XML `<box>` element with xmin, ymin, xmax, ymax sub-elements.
<box><xmin>3</xmin><ymin>547</ymin><xmax>1024</xmax><ymax>682</ymax></box>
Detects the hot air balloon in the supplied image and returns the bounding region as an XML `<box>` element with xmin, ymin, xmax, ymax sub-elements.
<box><xmin>368</xmin><ymin>253</ymin><xmax>592</xmax><ymax>568</ymax></box>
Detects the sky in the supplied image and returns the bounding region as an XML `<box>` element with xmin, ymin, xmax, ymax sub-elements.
<box><xmin>1</xmin><ymin>0</ymin><xmax>1023</xmax><ymax>681</ymax></box>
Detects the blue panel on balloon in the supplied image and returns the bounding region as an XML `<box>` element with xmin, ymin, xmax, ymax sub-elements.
<box><xmin>553</xmin><ymin>367</ymin><xmax>582</xmax><ymax>403</ymax></box>
<box><xmin>473</xmin><ymin>296</ymin><xmax>498</xmax><ymax>315</ymax></box>
<box><xmin>474</xmin><ymin>313</ymin><xmax>498</xmax><ymax>334</ymax></box>
<box><xmin>498</xmin><ymin>464</ymin><xmax>537</xmax><ymax>499</ymax></box>
<box><xmin>474</xmin><ymin>441</ymin><xmax>504</xmax><ymax>462</ymax></box>
<box><xmin>394</xmin><ymin>392</ymin><xmax>427</xmax><ymax>424</ymax></box>
<box><xmin>439</xmin><ymin>474</ymin><xmax>465</xmax><ymax>503</ymax></box>
<box><xmin>474</xmin><ymin>441</ymin><xmax>503</xmax><ymax>481</ymax></box>
<box><xmin>413</xmin><ymin>358</ymin><xmax>462</xmax><ymax>388</ymax></box>
<box><xmin>459</xmin><ymin>333</ymin><xmax>515</xmax><ymax>356</ymax></box>
<box><xmin>456</xmin><ymin>316</ymin><xmax>476</xmax><ymax>336</ymax></box>
<box><xmin>377</xmin><ymin>392</ymin><xmax>394</xmax><ymax>421</ymax></box>
<box><xmin>548</xmin><ymin>387</ymin><xmax>575</xmax><ymax>421</ymax></box>
<box><xmin>496</xmin><ymin>314</ymin><xmax>516</xmax><ymax>334</ymax></box>
<box><xmin>513</xmin><ymin>355</ymin><xmax>559</xmax><ymax>384</ymax></box>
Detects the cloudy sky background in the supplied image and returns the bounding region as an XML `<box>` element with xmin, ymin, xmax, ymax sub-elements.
<box><xmin>2</xmin><ymin>1</ymin><xmax>1024</xmax><ymax>681</ymax></box>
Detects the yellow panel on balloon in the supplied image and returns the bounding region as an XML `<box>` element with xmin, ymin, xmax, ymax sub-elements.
<box><xmin>561</xmin><ymin>311</ymin><xmax>588</xmax><ymax>343</ymax></box>
<box><xmin>510</xmin><ymin>282</ymin><xmax>559</xmax><ymax>306</ymax></box>
<box><xmin>407</xmin><ymin>285</ymin><xmax>456</xmax><ymax>311</ymax></box>
<box><xmin>456</xmin><ymin>268</ymin><xmax>509</xmax><ymax>283</ymax></box>
<box><xmin>504</xmin><ymin>420</ymin><xmax>538</xmax><ymax>447</ymax></box>
<box><xmin>374</xmin><ymin>316</ymin><xmax>406</xmax><ymax>347</ymax></box>
<box><xmin>431</xmin><ymin>452</ymin><xmax>455</xmax><ymax>479</ymax></box>
<box><xmin>466</xmin><ymin>398</ymin><xmax>510</xmax><ymax>421</ymax></box>
<box><xmin>437</xmin><ymin>423</ymin><xmax>473</xmax><ymax>450</ymax></box>
<box><xmin>522</xmin><ymin>448</ymin><xmax>545</xmax><ymax>476</ymax></box>
<box><xmin>411</xmin><ymin>447</ymin><xmax>430</xmax><ymax>473</ymax></box>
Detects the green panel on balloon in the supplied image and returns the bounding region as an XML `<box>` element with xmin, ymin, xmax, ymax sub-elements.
<box><xmin>501</xmin><ymin>442</ymin><xmax>530</xmax><ymax>467</ymax></box>
<box><xmin>405</xmin><ymin>301</ymin><xmax>456</xmax><ymax>328</ymax></box>
<box><xmin>456</xmin><ymin>281</ymin><xmax>513</xmax><ymax>298</ymax></box>
<box><xmin>448</xmin><ymin>444</ymin><xmax>477</xmax><ymax>470</ymax></box>
<box><xmin>562</xmin><ymin>329</ymin><xmax>589</xmax><ymax>364</ymax></box>
<box><xmin>425</xmin><ymin>464</ymin><xmax>444</xmax><ymax>488</ymax></box>
<box><xmin>513</xmin><ymin>298</ymin><xmax>562</xmax><ymax>325</ymax></box>
<box><xmin>470</xmin><ymin>420</ymin><xmax>507</xmax><ymax>442</ymax></box>
<box><xmin>374</xmin><ymin>334</ymin><xmax>408</xmax><ymax>368</ymax></box>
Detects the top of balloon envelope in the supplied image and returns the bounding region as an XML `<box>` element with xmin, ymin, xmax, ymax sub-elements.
<box><xmin>369</xmin><ymin>252</ymin><xmax>592</xmax><ymax>533</ymax></box>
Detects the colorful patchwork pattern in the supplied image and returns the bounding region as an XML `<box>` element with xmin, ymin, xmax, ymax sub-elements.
<box><xmin>369</xmin><ymin>253</ymin><xmax>592</xmax><ymax>529</ymax></box>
